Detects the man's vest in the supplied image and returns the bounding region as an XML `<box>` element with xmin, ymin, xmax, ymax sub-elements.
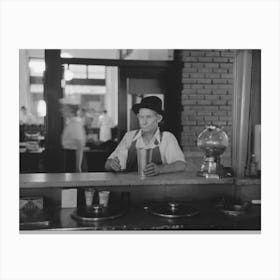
<box><xmin>126</xmin><ymin>130</ymin><xmax>163</xmax><ymax>172</ymax></box>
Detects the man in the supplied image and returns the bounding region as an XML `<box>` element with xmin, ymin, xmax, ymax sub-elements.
<box><xmin>105</xmin><ymin>96</ymin><xmax>186</xmax><ymax>176</ymax></box>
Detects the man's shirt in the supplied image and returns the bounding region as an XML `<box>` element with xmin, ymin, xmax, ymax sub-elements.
<box><xmin>108</xmin><ymin>128</ymin><xmax>186</xmax><ymax>165</ymax></box>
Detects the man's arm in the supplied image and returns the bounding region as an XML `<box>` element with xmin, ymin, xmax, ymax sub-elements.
<box><xmin>144</xmin><ymin>132</ymin><xmax>186</xmax><ymax>176</ymax></box>
<box><xmin>105</xmin><ymin>158</ymin><xmax>121</xmax><ymax>172</ymax></box>
<box><xmin>104</xmin><ymin>132</ymin><xmax>130</xmax><ymax>172</ymax></box>
<box><xmin>158</xmin><ymin>160</ymin><xmax>186</xmax><ymax>174</ymax></box>
<box><xmin>105</xmin><ymin>158</ymin><xmax>113</xmax><ymax>171</ymax></box>
<box><xmin>144</xmin><ymin>160</ymin><xmax>186</xmax><ymax>176</ymax></box>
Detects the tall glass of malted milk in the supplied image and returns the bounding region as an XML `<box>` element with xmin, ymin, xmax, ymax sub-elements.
<box><xmin>118</xmin><ymin>149</ymin><xmax>128</xmax><ymax>171</ymax></box>
<box><xmin>137</xmin><ymin>148</ymin><xmax>150</xmax><ymax>179</ymax></box>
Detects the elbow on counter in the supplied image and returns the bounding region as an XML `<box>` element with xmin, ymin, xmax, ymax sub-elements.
<box><xmin>159</xmin><ymin>160</ymin><xmax>187</xmax><ymax>175</ymax></box>
<box><xmin>178</xmin><ymin>160</ymin><xmax>187</xmax><ymax>172</ymax></box>
<box><xmin>104</xmin><ymin>158</ymin><xmax>113</xmax><ymax>172</ymax></box>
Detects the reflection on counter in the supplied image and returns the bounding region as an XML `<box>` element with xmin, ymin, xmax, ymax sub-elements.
<box><xmin>20</xmin><ymin>198</ymin><xmax>261</xmax><ymax>231</ymax></box>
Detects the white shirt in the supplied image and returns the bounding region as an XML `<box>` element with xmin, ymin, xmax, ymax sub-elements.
<box><xmin>108</xmin><ymin>129</ymin><xmax>186</xmax><ymax>165</ymax></box>
<box><xmin>19</xmin><ymin>110</ymin><xmax>36</xmax><ymax>124</ymax></box>
<box><xmin>98</xmin><ymin>113</ymin><xmax>114</xmax><ymax>142</ymax></box>
<box><xmin>61</xmin><ymin>117</ymin><xmax>86</xmax><ymax>150</ymax></box>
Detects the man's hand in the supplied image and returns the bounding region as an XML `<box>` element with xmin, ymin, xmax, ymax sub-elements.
<box><xmin>110</xmin><ymin>157</ymin><xmax>122</xmax><ymax>172</ymax></box>
<box><xmin>143</xmin><ymin>162</ymin><xmax>161</xmax><ymax>176</ymax></box>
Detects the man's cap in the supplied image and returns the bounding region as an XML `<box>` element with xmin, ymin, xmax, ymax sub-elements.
<box><xmin>132</xmin><ymin>96</ymin><xmax>164</xmax><ymax>116</ymax></box>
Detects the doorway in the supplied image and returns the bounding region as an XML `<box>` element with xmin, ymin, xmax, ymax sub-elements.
<box><xmin>118</xmin><ymin>61</ymin><xmax>182</xmax><ymax>142</ymax></box>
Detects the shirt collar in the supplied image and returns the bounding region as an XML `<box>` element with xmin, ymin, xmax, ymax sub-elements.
<box><xmin>133</xmin><ymin>128</ymin><xmax>161</xmax><ymax>144</ymax></box>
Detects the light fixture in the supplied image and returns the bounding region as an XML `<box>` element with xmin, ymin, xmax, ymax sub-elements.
<box><xmin>64</xmin><ymin>65</ymin><xmax>74</xmax><ymax>81</ymax></box>
<box><xmin>37</xmin><ymin>100</ymin><xmax>46</xmax><ymax>117</ymax></box>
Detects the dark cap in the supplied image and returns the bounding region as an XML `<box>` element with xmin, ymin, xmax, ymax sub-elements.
<box><xmin>132</xmin><ymin>96</ymin><xmax>164</xmax><ymax>116</ymax></box>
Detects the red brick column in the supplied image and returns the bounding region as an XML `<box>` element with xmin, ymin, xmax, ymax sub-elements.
<box><xmin>179</xmin><ymin>50</ymin><xmax>236</xmax><ymax>170</ymax></box>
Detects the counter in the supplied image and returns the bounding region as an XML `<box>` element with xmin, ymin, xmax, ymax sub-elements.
<box><xmin>20</xmin><ymin>172</ymin><xmax>261</xmax><ymax>231</ymax></box>
<box><xmin>21</xmin><ymin>204</ymin><xmax>261</xmax><ymax>231</ymax></box>
<box><xmin>20</xmin><ymin>171</ymin><xmax>234</xmax><ymax>189</ymax></box>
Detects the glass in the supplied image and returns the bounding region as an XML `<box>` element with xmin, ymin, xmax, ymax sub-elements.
<box><xmin>84</xmin><ymin>188</ymin><xmax>95</xmax><ymax>207</ymax></box>
<box><xmin>197</xmin><ymin>125</ymin><xmax>229</xmax><ymax>157</ymax></box>
<box><xmin>137</xmin><ymin>148</ymin><xmax>152</xmax><ymax>179</ymax></box>
<box><xmin>99</xmin><ymin>191</ymin><xmax>110</xmax><ymax>207</ymax></box>
<box><xmin>118</xmin><ymin>149</ymin><xmax>128</xmax><ymax>171</ymax></box>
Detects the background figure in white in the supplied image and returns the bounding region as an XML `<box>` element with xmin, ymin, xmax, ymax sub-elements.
<box><xmin>98</xmin><ymin>110</ymin><xmax>114</xmax><ymax>142</ymax></box>
<box><xmin>19</xmin><ymin>106</ymin><xmax>36</xmax><ymax>125</ymax></box>
<box><xmin>60</xmin><ymin>97</ymin><xmax>86</xmax><ymax>173</ymax></box>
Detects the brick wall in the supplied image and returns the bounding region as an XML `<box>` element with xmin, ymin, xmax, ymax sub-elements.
<box><xmin>179</xmin><ymin>50</ymin><xmax>236</xmax><ymax>170</ymax></box>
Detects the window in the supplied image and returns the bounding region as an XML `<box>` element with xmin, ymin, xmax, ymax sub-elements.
<box><xmin>27</xmin><ymin>58</ymin><xmax>115</xmax><ymax>129</ymax></box>
<box><xmin>61</xmin><ymin>64</ymin><xmax>108</xmax><ymax>128</ymax></box>
<box><xmin>88</xmin><ymin>65</ymin><xmax>106</xmax><ymax>79</ymax></box>
<box><xmin>28</xmin><ymin>59</ymin><xmax>45</xmax><ymax>77</ymax></box>
<box><xmin>28</xmin><ymin>58</ymin><xmax>45</xmax><ymax>124</ymax></box>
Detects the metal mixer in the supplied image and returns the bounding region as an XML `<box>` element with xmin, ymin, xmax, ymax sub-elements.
<box><xmin>197</xmin><ymin>125</ymin><xmax>229</xmax><ymax>178</ymax></box>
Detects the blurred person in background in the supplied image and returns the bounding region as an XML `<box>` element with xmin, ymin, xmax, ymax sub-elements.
<box><xmin>60</xmin><ymin>97</ymin><xmax>86</xmax><ymax>173</ymax></box>
<box><xmin>98</xmin><ymin>110</ymin><xmax>114</xmax><ymax>142</ymax></box>
<box><xmin>19</xmin><ymin>106</ymin><xmax>36</xmax><ymax>125</ymax></box>
<box><xmin>79</xmin><ymin>107</ymin><xmax>92</xmax><ymax>129</ymax></box>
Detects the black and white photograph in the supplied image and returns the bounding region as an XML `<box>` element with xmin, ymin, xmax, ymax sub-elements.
<box><xmin>1</xmin><ymin>1</ymin><xmax>280</xmax><ymax>280</ymax></box>
<box><xmin>19</xmin><ymin>49</ymin><xmax>261</xmax><ymax>231</ymax></box>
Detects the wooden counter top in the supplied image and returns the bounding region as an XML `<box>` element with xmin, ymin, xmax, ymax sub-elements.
<box><xmin>235</xmin><ymin>177</ymin><xmax>261</xmax><ymax>185</ymax></box>
<box><xmin>20</xmin><ymin>171</ymin><xmax>235</xmax><ymax>189</ymax></box>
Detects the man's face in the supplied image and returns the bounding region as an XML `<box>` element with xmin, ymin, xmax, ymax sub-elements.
<box><xmin>137</xmin><ymin>108</ymin><xmax>162</xmax><ymax>133</ymax></box>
